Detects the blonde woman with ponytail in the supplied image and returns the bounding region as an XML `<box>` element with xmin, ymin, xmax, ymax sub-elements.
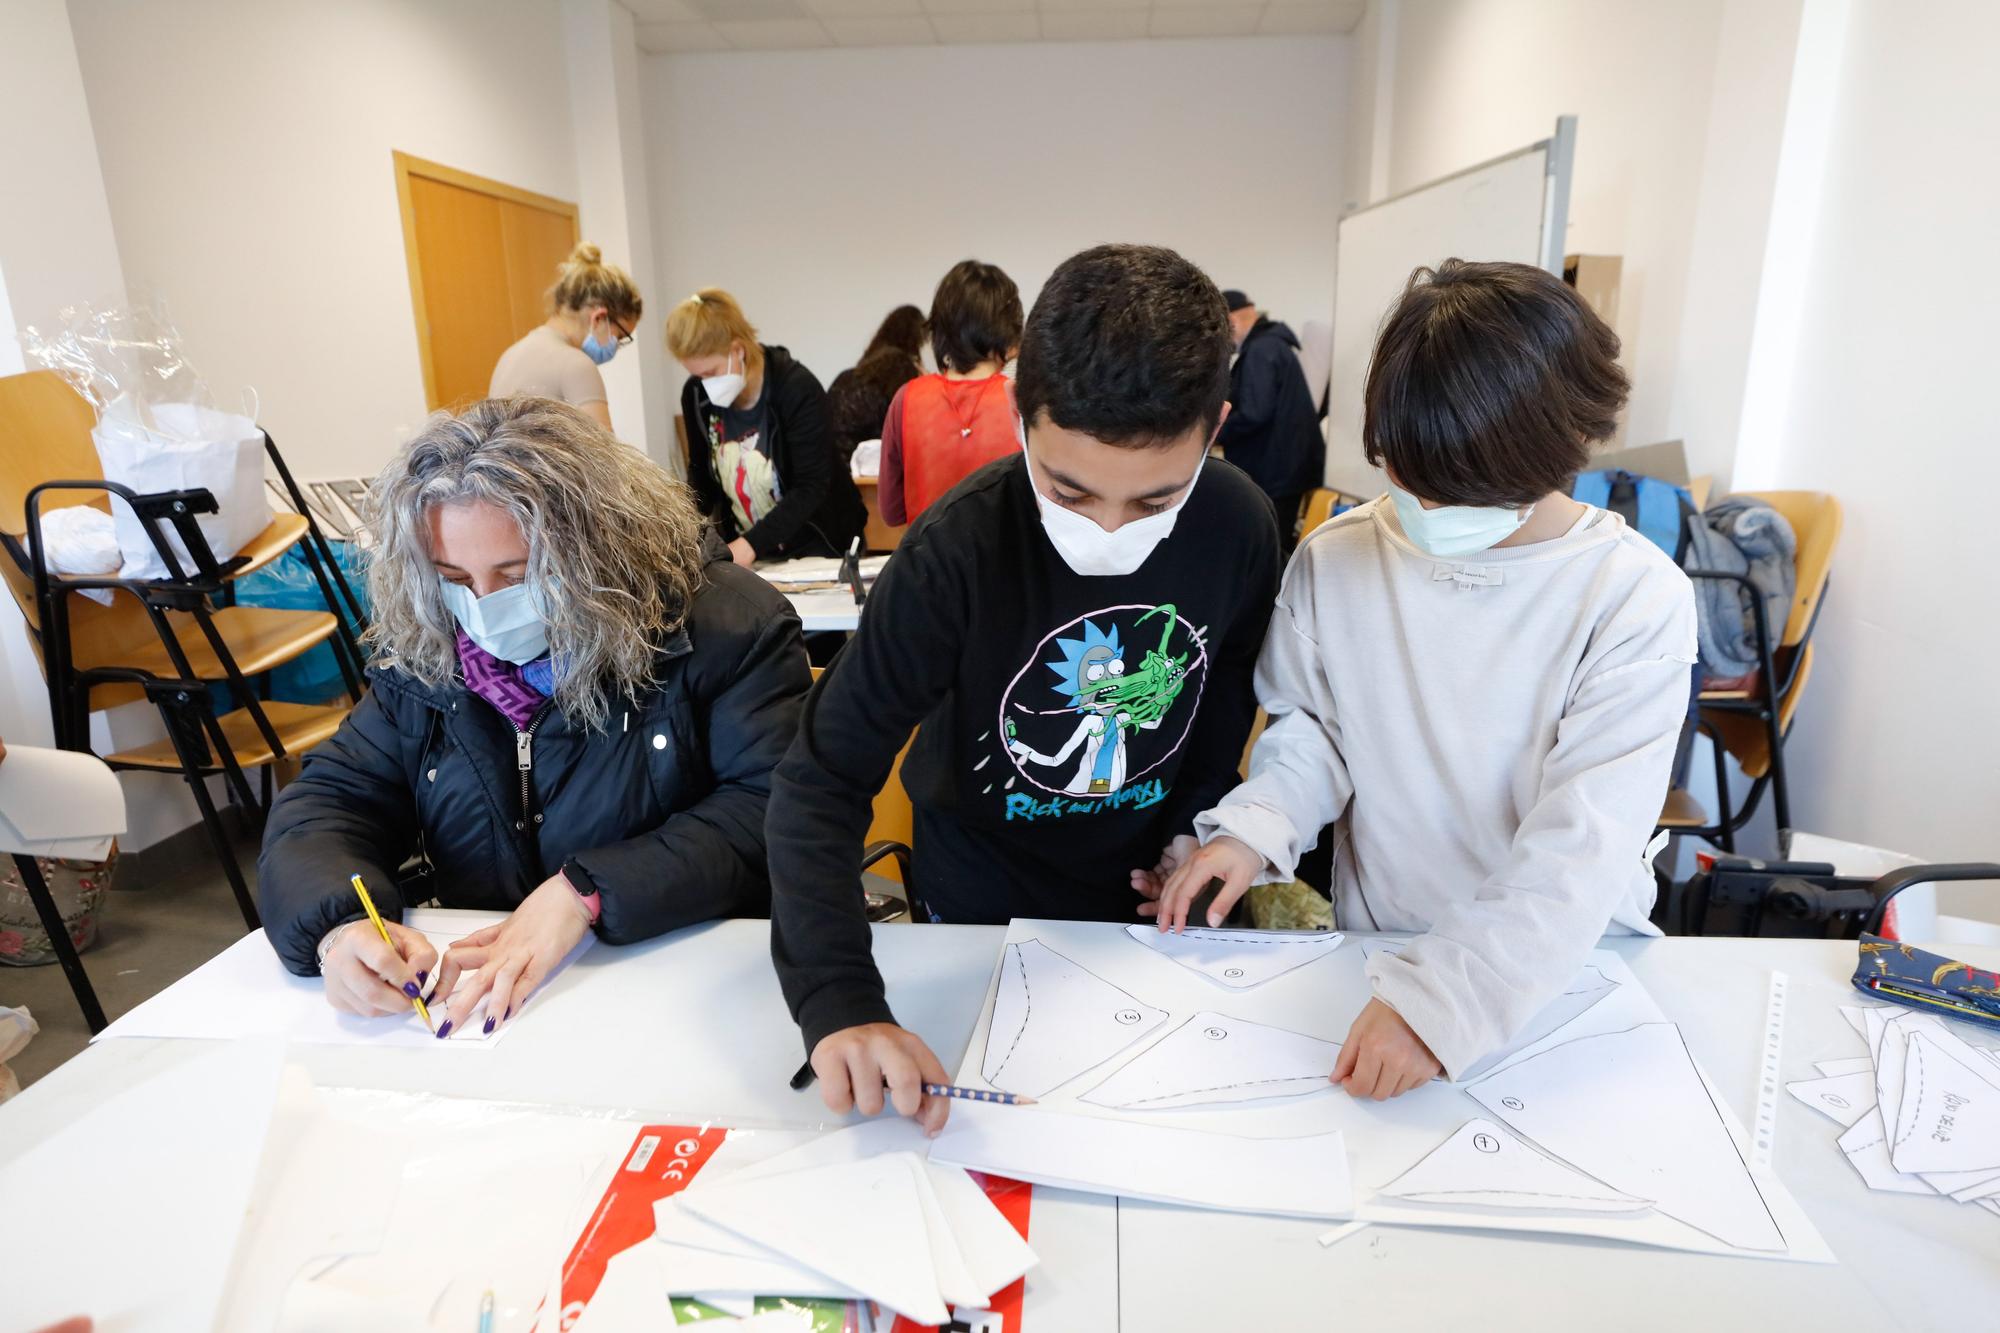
<box><xmin>259</xmin><ymin>397</ymin><xmax>809</xmax><ymax>1034</ymax></box>
<box><xmin>667</xmin><ymin>287</ymin><xmax>867</xmax><ymax>567</ymax></box>
<box><xmin>491</xmin><ymin>243</ymin><xmax>644</xmax><ymax>431</ymax></box>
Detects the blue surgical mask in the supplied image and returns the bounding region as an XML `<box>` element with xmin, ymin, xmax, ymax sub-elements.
<box><xmin>581</xmin><ymin>331</ymin><xmax>618</xmax><ymax>366</ymax></box>
<box><xmin>438</xmin><ymin>578</ymin><xmax>550</xmax><ymax>664</ymax></box>
<box><xmin>1387</xmin><ymin>482</ymin><xmax>1533</xmax><ymax>559</ymax></box>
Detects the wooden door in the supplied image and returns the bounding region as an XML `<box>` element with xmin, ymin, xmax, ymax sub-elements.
<box><xmin>394</xmin><ymin>152</ymin><xmax>579</xmax><ymax>412</ymax></box>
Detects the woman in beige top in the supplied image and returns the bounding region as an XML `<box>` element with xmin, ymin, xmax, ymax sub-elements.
<box><xmin>490</xmin><ymin>242</ymin><xmax>643</xmax><ymax>432</ymax></box>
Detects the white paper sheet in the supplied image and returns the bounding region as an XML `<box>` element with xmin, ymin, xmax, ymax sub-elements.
<box><xmin>1079</xmin><ymin>1011</ymin><xmax>1339</xmax><ymax>1110</ymax></box>
<box><xmin>95</xmin><ymin>909</ymin><xmax>594</xmax><ymax>1047</ymax></box>
<box><xmin>217</xmin><ymin>1071</ymin><xmax>408</xmax><ymax>1333</ymax></box>
<box><xmin>1460</xmin><ymin>966</ymin><xmax>1621</xmax><ymax>1080</ymax></box>
<box><xmin>653</xmin><ymin>1236</ymin><xmax>862</xmax><ymax>1302</ymax></box>
<box><xmin>1816</xmin><ymin>1056</ymin><xmax>1876</xmax><ymax>1077</ymax></box>
<box><xmin>1468</xmin><ymin>1023</ymin><xmax>1789</xmax><ymax>1253</ymax></box>
<box><xmin>1376</xmin><ymin>1118</ymin><xmax>1651</xmax><ymax>1212</ymax></box>
<box><xmin>660</xmin><ymin>1118</ymin><xmax>1035</xmax><ymax>1309</ymax></box>
<box><xmin>677</xmin><ymin>1154</ymin><xmax>949</xmax><ymax>1326</ymax></box>
<box><xmin>929</xmin><ymin>1099</ymin><xmax>1353</xmax><ymax>1219</ymax></box>
<box><xmin>1786</xmin><ymin>1070</ymin><xmax>1877</xmax><ymax>1128</ymax></box>
<box><xmin>981</xmin><ymin>937</ymin><xmax>1167</xmax><ymax>1097</ymax></box>
<box><xmin>1889</xmin><ymin>1031</ymin><xmax>2000</xmax><ymax>1174</ymax></box>
<box><xmin>0</xmin><ymin>1041</ymin><xmax>285</xmax><ymax>1333</ymax></box>
<box><xmin>1124</xmin><ymin>923</ymin><xmax>1345</xmax><ymax>988</ymax></box>
<box><xmin>568</xmin><ymin>1244</ymin><xmax>672</xmax><ymax>1332</ymax></box>
<box><xmin>0</xmin><ymin>742</ymin><xmax>125</xmax><ymax>858</ymax></box>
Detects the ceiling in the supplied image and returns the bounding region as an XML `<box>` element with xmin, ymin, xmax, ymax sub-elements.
<box><xmin>624</xmin><ymin>0</ymin><xmax>1365</xmax><ymax>53</ymax></box>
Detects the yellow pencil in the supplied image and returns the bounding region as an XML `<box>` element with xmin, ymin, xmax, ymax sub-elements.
<box><xmin>350</xmin><ymin>873</ymin><xmax>434</xmax><ymax>1032</ymax></box>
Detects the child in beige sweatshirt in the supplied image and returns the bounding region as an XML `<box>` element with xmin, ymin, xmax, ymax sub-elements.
<box><xmin>1144</xmin><ymin>259</ymin><xmax>1696</xmax><ymax>1098</ymax></box>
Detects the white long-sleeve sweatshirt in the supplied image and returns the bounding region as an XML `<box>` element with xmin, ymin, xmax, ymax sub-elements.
<box><xmin>1195</xmin><ymin>496</ymin><xmax>1697</xmax><ymax>1079</ymax></box>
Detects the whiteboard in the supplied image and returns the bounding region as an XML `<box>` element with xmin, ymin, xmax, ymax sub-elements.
<box><xmin>1325</xmin><ymin>120</ymin><xmax>1574</xmax><ymax>495</ymax></box>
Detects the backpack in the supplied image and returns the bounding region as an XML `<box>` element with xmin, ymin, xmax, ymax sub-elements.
<box><xmin>1571</xmin><ymin>468</ymin><xmax>1697</xmax><ymax>563</ymax></box>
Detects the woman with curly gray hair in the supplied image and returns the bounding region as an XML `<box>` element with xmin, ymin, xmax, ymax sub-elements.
<box><xmin>258</xmin><ymin>396</ymin><xmax>809</xmax><ymax>1036</ymax></box>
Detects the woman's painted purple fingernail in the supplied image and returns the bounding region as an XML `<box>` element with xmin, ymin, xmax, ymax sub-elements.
<box><xmin>436</xmin><ymin>1020</ymin><xmax>453</xmax><ymax>1039</ymax></box>
<box><xmin>482</xmin><ymin>1016</ymin><xmax>495</xmax><ymax>1034</ymax></box>
<box><xmin>503</xmin><ymin>1005</ymin><xmax>512</xmax><ymax>1021</ymax></box>
<box><xmin>417</xmin><ymin>970</ymin><xmax>428</xmax><ymax>985</ymax></box>
<box><xmin>403</xmin><ymin>981</ymin><xmax>422</xmax><ymax>998</ymax></box>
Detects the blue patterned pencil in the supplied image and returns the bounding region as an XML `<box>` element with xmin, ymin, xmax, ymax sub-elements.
<box><xmin>924</xmin><ymin>1083</ymin><xmax>1036</xmax><ymax>1106</ymax></box>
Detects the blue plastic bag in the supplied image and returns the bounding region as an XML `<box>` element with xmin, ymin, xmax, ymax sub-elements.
<box><xmin>228</xmin><ymin>539</ymin><xmax>369</xmax><ymax>703</ymax></box>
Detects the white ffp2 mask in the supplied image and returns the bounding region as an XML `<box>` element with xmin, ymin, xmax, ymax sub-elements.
<box><xmin>701</xmin><ymin>347</ymin><xmax>747</xmax><ymax>409</ymax></box>
<box><xmin>1024</xmin><ymin>441</ymin><xmax>1206</xmax><ymax>577</ymax></box>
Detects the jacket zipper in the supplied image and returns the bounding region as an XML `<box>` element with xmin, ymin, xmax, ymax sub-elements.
<box><xmin>515</xmin><ymin>701</ymin><xmax>555</xmax><ymax>835</ymax></box>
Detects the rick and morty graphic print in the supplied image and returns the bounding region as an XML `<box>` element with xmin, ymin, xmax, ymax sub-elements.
<box><xmin>998</xmin><ymin>603</ymin><xmax>1209</xmax><ymax>820</ymax></box>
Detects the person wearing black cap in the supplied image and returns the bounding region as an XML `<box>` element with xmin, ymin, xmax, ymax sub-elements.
<box><xmin>1218</xmin><ymin>289</ymin><xmax>1324</xmax><ymax>548</ymax></box>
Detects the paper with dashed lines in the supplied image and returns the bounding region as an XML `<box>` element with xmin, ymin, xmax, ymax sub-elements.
<box><xmin>1079</xmin><ymin>1011</ymin><xmax>1340</xmax><ymax>1111</ymax></box>
<box><xmin>1123</xmin><ymin>923</ymin><xmax>1345</xmax><ymax>988</ymax></box>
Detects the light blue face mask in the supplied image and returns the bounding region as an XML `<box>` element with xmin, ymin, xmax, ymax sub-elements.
<box><xmin>580</xmin><ymin>330</ymin><xmax>619</xmax><ymax>366</ymax></box>
<box><xmin>438</xmin><ymin>578</ymin><xmax>550</xmax><ymax>664</ymax></box>
<box><xmin>1387</xmin><ymin>482</ymin><xmax>1533</xmax><ymax>559</ymax></box>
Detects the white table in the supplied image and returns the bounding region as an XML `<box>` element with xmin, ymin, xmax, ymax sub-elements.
<box><xmin>782</xmin><ymin>588</ymin><xmax>862</xmax><ymax>633</ymax></box>
<box><xmin>4</xmin><ymin>925</ymin><xmax>1997</xmax><ymax>1328</ymax></box>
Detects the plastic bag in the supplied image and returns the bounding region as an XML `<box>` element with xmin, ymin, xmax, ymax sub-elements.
<box><xmin>37</xmin><ymin>504</ymin><xmax>120</xmax><ymax>577</ymax></box>
<box><xmin>22</xmin><ymin>300</ymin><xmax>273</xmax><ymax>579</ymax></box>
<box><xmin>229</xmin><ymin>539</ymin><xmax>370</xmax><ymax>703</ymax></box>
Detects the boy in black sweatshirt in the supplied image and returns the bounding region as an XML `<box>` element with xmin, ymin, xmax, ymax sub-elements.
<box><xmin>768</xmin><ymin>244</ymin><xmax>1282</xmax><ymax>1129</ymax></box>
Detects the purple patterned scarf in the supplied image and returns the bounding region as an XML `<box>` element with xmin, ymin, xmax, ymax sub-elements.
<box><xmin>456</xmin><ymin>631</ymin><xmax>550</xmax><ymax>729</ymax></box>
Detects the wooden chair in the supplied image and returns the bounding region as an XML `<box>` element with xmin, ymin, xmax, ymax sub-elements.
<box><xmin>1659</xmin><ymin>491</ymin><xmax>1843</xmax><ymax>856</ymax></box>
<box><xmin>808</xmin><ymin>664</ymin><xmax>915</xmax><ymax>921</ymax></box>
<box><xmin>1298</xmin><ymin>487</ymin><xmax>1369</xmax><ymax>541</ymax></box>
<box><xmin>1</xmin><ymin>370</ymin><xmax>356</xmax><ymax>927</ymax></box>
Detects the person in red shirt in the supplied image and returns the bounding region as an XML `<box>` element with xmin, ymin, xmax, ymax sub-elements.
<box><xmin>879</xmin><ymin>260</ymin><xmax>1023</xmax><ymax>525</ymax></box>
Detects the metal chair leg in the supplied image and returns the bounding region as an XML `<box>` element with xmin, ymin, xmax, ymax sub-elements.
<box><xmin>12</xmin><ymin>853</ymin><xmax>108</xmax><ymax>1034</ymax></box>
<box><xmin>182</xmin><ymin>771</ymin><xmax>260</xmax><ymax>931</ymax></box>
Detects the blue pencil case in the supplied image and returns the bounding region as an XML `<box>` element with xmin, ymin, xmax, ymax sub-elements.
<box><xmin>1853</xmin><ymin>933</ymin><xmax>2000</xmax><ymax>1032</ymax></box>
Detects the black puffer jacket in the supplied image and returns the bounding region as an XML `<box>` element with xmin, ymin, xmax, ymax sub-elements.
<box><xmin>259</xmin><ymin>554</ymin><xmax>810</xmax><ymax>975</ymax></box>
<box><xmin>1216</xmin><ymin>317</ymin><xmax>1325</xmax><ymax>505</ymax></box>
<box><xmin>682</xmin><ymin>343</ymin><xmax>868</xmax><ymax>560</ymax></box>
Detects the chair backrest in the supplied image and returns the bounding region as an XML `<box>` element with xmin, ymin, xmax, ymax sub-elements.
<box><xmin>0</xmin><ymin>370</ymin><xmax>108</xmax><ymax>540</ymax></box>
<box><xmin>1740</xmin><ymin>490</ymin><xmax>1842</xmax><ymax>647</ymax></box>
<box><xmin>807</xmin><ymin>666</ymin><xmax>914</xmax><ymax>849</ymax></box>
<box><xmin>1300</xmin><ymin>488</ymin><xmax>1339</xmax><ymax>535</ymax></box>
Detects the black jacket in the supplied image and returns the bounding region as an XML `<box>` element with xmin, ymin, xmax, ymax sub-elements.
<box><xmin>259</xmin><ymin>553</ymin><xmax>811</xmax><ymax>975</ymax></box>
<box><xmin>682</xmin><ymin>344</ymin><xmax>868</xmax><ymax>560</ymax></box>
<box><xmin>826</xmin><ymin>349</ymin><xmax>920</xmax><ymax>463</ymax></box>
<box><xmin>1216</xmin><ymin>317</ymin><xmax>1325</xmax><ymax>504</ymax></box>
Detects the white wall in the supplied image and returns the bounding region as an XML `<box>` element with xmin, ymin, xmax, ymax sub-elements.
<box><xmin>0</xmin><ymin>0</ymin><xmax>130</xmax><ymax>749</ymax></box>
<box><xmin>1373</xmin><ymin>0</ymin><xmax>1728</xmax><ymax>469</ymax></box>
<box><xmin>66</xmin><ymin>0</ymin><xmax>584</xmax><ymax>481</ymax></box>
<box><xmin>643</xmin><ymin>37</ymin><xmax>1348</xmax><ymax>399</ymax></box>
<box><xmin>562</xmin><ymin>0</ymin><xmax>675</xmax><ymax>467</ymax></box>
<box><xmin>1769</xmin><ymin>0</ymin><xmax>2000</xmax><ymax>902</ymax></box>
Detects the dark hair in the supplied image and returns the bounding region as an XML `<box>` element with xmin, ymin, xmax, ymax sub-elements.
<box><xmin>863</xmin><ymin>304</ymin><xmax>927</xmax><ymax>364</ymax></box>
<box><xmin>927</xmin><ymin>260</ymin><xmax>1023</xmax><ymax>374</ymax></box>
<box><xmin>1014</xmin><ymin>244</ymin><xmax>1231</xmax><ymax>447</ymax></box>
<box><xmin>1364</xmin><ymin>259</ymin><xmax>1627</xmax><ymax>507</ymax></box>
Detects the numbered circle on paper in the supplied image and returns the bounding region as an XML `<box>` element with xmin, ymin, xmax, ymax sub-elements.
<box><xmin>1203</xmin><ymin>1026</ymin><xmax>1228</xmax><ymax>1041</ymax></box>
<box><xmin>1224</xmin><ymin>967</ymin><xmax>1245</xmax><ymax>979</ymax></box>
<box><xmin>1472</xmin><ymin>1132</ymin><xmax>1501</xmax><ymax>1154</ymax></box>
<box><xmin>1115</xmin><ymin>1009</ymin><xmax>1143</xmax><ymax>1025</ymax></box>
<box><xmin>1501</xmin><ymin>1097</ymin><xmax>1525</xmax><ymax>1111</ymax></box>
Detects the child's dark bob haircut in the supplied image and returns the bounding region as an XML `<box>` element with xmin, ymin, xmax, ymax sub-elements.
<box><xmin>927</xmin><ymin>260</ymin><xmax>1022</xmax><ymax>375</ymax></box>
<box><xmin>1364</xmin><ymin>259</ymin><xmax>1628</xmax><ymax>507</ymax></box>
<box><xmin>1015</xmin><ymin>244</ymin><xmax>1232</xmax><ymax>448</ymax></box>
